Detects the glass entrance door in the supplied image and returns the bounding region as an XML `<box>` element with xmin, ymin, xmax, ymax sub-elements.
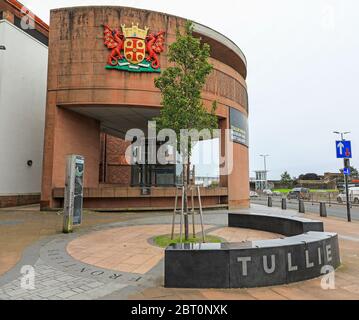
<box><xmin>130</xmin><ymin>139</ymin><xmax>176</xmax><ymax>187</ymax></box>
<box><xmin>131</xmin><ymin>164</ymin><xmax>176</xmax><ymax>187</ymax></box>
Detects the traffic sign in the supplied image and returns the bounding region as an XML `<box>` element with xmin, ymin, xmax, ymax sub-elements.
<box><xmin>343</xmin><ymin>167</ymin><xmax>351</xmax><ymax>176</ymax></box>
<box><xmin>336</xmin><ymin>140</ymin><xmax>352</xmax><ymax>159</ymax></box>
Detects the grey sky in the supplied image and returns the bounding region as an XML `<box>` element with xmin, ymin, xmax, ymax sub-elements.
<box><xmin>21</xmin><ymin>0</ymin><xmax>359</xmax><ymax>179</ymax></box>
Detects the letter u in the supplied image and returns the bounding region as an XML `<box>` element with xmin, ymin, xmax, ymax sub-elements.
<box><xmin>263</xmin><ymin>255</ymin><xmax>276</xmax><ymax>274</ymax></box>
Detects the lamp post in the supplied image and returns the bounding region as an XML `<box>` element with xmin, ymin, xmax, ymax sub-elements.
<box><xmin>260</xmin><ymin>154</ymin><xmax>270</xmax><ymax>190</ymax></box>
<box><xmin>333</xmin><ymin>131</ymin><xmax>350</xmax><ymax>142</ymax></box>
<box><xmin>333</xmin><ymin>131</ymin><xmax>351</xmax><ymax>222</ymax></box>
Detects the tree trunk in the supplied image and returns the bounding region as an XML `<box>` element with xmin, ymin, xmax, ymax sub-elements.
<box><xmin>183</xmin><ymin>162</ymin><xmax>189</xmax><ymax>240</ymax></box>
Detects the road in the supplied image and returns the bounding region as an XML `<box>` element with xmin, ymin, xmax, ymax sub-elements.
<box><xmin>251</xmin><ymin>196</ymin><xmax>359</xmax><ymax>221</ymax></box>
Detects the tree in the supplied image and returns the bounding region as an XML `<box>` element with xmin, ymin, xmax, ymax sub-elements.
<box><xmin>154</xmin><ymin>21</ymin><xmax>218</xmax><ymax>240</ymax></box>
<box><xmin>280</xmin><ymin>171</ymin><xmax>293</xmax><ymax>187</ymax></box>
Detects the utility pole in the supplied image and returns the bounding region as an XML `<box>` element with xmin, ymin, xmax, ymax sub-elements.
<box><xmin>334</xmin><ymin>131</ymin><xmax>352</xmax><ymax>222</ymax></box>
<box><xmin>260</xmin><ymin>154</ymin><xmax>270</xmax><ymax>190</ymax></box>
<box><xmin>344</xmin><ymin>158</ymin><xmax>352</xmax><ymax>222</ymax></box>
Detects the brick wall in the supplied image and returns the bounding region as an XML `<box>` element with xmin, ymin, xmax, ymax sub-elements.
<box><xmin>100</xmin><ymin>133</ymin><xmax>131</xmax><ymax>186</ymax></box>
<box><xmin>0</xmin><ymin>194</ymin><xmax>40</xmax><ymax>208</ymax></box>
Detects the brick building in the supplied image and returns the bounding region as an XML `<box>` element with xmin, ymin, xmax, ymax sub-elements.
<box><xmin>41</xmin><ymin>6</ymin><xmax>250</xmax><ymax>211</ymax></box>
<box><xmin>1</xmin><ymin>3</ymin><xmax>250</xmax><ymax>210</ymax></box>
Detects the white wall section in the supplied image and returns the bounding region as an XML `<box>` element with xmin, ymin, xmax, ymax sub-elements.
<box><xmin>0</xmin><ymin>19</ymin><xmax>48</xmax><ymax>195</ymax></box>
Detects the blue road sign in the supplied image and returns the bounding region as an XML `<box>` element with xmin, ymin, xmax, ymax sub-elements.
<box><xmin>336</xmin><ymin>141</ymin><xmax>352</xmax><ymax>159</ymax></box>
<box><xmin>343</xmin><ymin>167</ymin><xmax>351</xmax><ymax>176</ymax></box>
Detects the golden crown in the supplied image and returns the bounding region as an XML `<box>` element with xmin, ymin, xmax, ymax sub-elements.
<box><xmin>121</xmin><ymin>23</ymin><xmax>149</xmax><ymax>40</ymax></box>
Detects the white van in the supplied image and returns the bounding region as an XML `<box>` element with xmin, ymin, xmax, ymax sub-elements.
<box><xmin>337</xmin><ymin>187</ymin><xmax>359</xmax><ymax>204</ymax></box>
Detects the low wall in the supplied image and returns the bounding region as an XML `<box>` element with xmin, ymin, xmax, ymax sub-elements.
<box><xmin>228</xmin><ymin>213</ymin><xmax>324</xmax><ymax>236</ymax></box>
<box><xmin>48</xmin><ymin>186</ymin><xmax>229</xmax><ymax>211</ymax></box>
<box><xmin>165</xmin><ymin>213</ymin><xmax>341</xmax><ymax>288</ymax></box>
<box><xmin>0</xmin><ymin>193</ymin><xmax>40</xmax><ymax>208</ymax></box>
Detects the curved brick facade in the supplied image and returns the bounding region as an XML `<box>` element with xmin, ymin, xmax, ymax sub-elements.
<box><xmin>41</xmin><ymin>6</ymin><xmax>249</xmax><ymax>210</ymax></box>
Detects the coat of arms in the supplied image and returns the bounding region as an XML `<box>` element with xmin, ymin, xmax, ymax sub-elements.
<box><xmin>103</xmin><ymin>23</ymin><xmax>165</xmax><ymax>73</ymax></box>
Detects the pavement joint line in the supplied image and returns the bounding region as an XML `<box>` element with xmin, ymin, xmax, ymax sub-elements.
<box><xmin>339</xmin><ymin>235</ymin><xmax>359</xmax><ymax>242</ymax></box>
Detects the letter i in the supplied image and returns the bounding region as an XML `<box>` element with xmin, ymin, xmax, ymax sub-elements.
<box><xmin>318</xmin><ymin>247</ymin><xmax>322</xmax><ymax>265</ymax></box>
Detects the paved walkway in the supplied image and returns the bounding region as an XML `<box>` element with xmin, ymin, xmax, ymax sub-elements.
<box><xmin>1</xmin><ymin>204</ymin><xmax>359</xmax><ymax>300</ymax></box>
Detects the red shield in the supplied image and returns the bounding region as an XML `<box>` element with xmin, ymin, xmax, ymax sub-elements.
<box><xmin>124</xmin><ymin>38</ymin><xmax>146</xmax><ymax>65</ymax></box>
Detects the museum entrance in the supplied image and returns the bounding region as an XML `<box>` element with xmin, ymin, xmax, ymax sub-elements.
<box><xmin>131</xmin><ymin>138</ymin><xmax>177</xmax><ymax>187</ymax></box>
<box><xmin>47</xmin><ymin>107</ymin><xmax>228</xmax><ymax>209</ymax></box>
<box><xmin>131</xmin><ymin>164</ymin><xmax>176</xmax><ymax>187</ymax></box>
<box><xmin>99</xmin><ymin>132</ymin><xmax>178</xmax><ymax>187</ymax></box>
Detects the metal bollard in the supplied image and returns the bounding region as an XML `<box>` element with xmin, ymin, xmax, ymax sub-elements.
<box><xmin>281</xmin><ymin>198</ymin><xmax>287</xmax><ymax>210</ymax></box>
<box><xmin>328</xmin><ymin>193</ymin><xmax>331</xmax><ymax>207</ymax></box>
<box><xmin>268</xmin><ymin>196</ymin><xmax>273</xmax><ymax>207</ymax></box>
<box><xmin>299</xmin><ymin>199</ymin><xmax>305</xmax><ymax>213</ymax></box>
<box><xmin>320</xmin><ymin>202</ymin><xmax>327</xmax><ymax>217</ymax></box>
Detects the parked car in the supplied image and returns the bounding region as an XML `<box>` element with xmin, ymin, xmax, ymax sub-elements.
<box><xmin>337</xmin><ymin>187</ymin><xmax>359</xmax><ymax>204</ymax></box>
<box><xmin>250</xmin><ymin>191</ymin><xmax>259</xmax><ymax>198</ymax></box>
<box><xmin>287</xmin><ymin>188</ymin><xmax>311</xmax><ymax>200</ymax></box>
<box><xmin>272</xmin><ymin>191</ymin><xmax>282</xmax><ymax>196</ymax></box>
<box><xmin>263</xmin><ymin>189</ymin><xmax>273</xmax><ymax>196</ymax></box>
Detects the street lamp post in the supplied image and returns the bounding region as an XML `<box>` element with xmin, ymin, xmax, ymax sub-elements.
<box><xmin>260</xmin><ymin>154</ymin><xmax>270</xmax><ymax>190</ymax></box>
<box><xmin>333</xmin><ymin>131</ymin><xmax>351</xmax><ymax>222</ymax></box>
<box><xmin>333</xmin><ymin>131</ymin><xmax>350</xmax><ymax>142</ymax></box>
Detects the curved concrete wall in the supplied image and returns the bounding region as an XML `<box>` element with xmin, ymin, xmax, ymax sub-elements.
<box><xmin>48</xmin><ymin>6</ymin><xmax>248</xmax><ymax>112</ymax></box>
<box><xmin>165</xmin><ymin>214</ymin><xmax>341</xmax><ymax>289</ymax></box>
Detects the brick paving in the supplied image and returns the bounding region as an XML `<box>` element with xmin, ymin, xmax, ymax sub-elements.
<box><xmin>0</xmin><ymin>206</ymin><xmax>169</xmax><ymax>276</ymax></box>
<box><xmin>1</xmin><ymin>204</ymin><xmax>359</xmax><ymax>300</ymax></box>
<box><xmin>67</xmin><ymin>224</ymin><xmax>279</xmax><ymax>274</ymax></box>
<box><xmin>0</xmin><ymin>260</ymin><xmax>126</xmax><ymax>300</ymax></box>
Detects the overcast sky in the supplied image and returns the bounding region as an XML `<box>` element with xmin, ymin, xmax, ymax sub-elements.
<box><xmin>20</xmin><ymin>0</ymin><xmax>359</xmax><ymax>179</ymax></box>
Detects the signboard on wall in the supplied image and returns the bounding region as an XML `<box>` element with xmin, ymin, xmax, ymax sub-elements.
<box><xmin>63</xmin><ymin>155</ymin><xmax>85</xmax><ymax>233</ymax></box>
<box><xmin>229</xmin><ymin>107</ymin><xmax>249</xmax><ymax>146</ymax></box>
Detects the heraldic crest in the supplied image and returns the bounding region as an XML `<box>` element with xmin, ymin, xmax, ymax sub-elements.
<box><xmin>103</xmin><ymin>23</ymin><xmax>165</xmax><ymax>73</ymax></box>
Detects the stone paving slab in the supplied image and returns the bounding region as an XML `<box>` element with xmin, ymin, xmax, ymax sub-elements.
<box><xmin>0</xmin><ymin>260</ymin><xmax>127</xmax><ymax>300</ymax></box>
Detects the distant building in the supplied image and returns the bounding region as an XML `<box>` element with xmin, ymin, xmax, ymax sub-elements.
<box><xmin>269</xmin><ymin>172</ymin><xmax>341</xmax><ymax>190</ymax></box>
<box><xmin>251</xmin><ymin>170</ymin><xmax>270</xmax><ymax>191</ymax></box>
<box><xmin>295</xmin><ymin>172</ymin><xmax>340</xmax><ymax>190</ymax></box>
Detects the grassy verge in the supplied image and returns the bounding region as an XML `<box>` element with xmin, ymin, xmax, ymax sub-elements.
<box><xmin>273</xmin><ymin>189</ymin><xmax>338</xmax><ymax>194</ymax></box>
<box><xmin>154</xmin><ymin>234</ymin><xmax>223</xmax><ymax>248</ymax></box>
<box><xmin>273</xmin><ymin>189</ymin><xmax>291</xmax><ymax>194</ymax></box>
